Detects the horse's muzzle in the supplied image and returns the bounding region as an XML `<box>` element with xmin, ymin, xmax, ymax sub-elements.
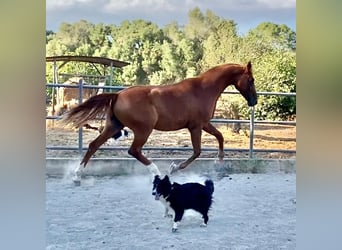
<box><xmin>248</xmin><ymin>97</ymin><xmax>257</xmax><ymax>107</ymax></box>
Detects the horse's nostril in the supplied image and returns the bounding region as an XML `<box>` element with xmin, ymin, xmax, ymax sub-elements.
<box><xmin>248</xmin><ymin>98</ymin><xmax>257</xmax><ymax>106</ymax></box>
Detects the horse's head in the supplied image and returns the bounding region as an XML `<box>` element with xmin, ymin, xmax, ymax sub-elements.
<box><xmin>234</xmin><ymin>61</ymin><xmax>257</xmax><ymax>107</ymax></box>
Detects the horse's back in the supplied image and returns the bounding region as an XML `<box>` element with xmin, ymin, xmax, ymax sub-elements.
<box><xmin>113</xmin><ymin>79</ymin><xmax>213</xmax><ymax>131</ymax></box>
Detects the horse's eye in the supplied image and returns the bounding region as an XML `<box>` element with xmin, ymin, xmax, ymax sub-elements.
<box><xmin>249</xmin><ymin>77</ymin><xmax>254</xmax><ymax>85</ymax></box>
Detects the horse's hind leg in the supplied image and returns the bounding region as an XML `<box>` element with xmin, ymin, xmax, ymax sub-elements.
<box><xmin>203</xmin><ymin>122</ymin><xmax>224</xmax><ymax>161</ymax></box>
<box><xmin>80</xmin><ymin>123</ymin><xmax>123</xmax><ymax>167</ymax></box>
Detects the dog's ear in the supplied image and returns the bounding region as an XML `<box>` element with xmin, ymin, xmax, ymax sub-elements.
<box><xmin>153</xmin><ymin>175</ymin><xmax>160</xmax><ymax>183</ymax></box>
<box><xmin>164</xmin><ymin>175</ymin><xmax>169</xmax><ymax>181</ymax></box>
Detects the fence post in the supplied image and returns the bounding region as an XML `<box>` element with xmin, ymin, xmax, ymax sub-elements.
<box><xmin>78</xmin><ymin>79</ymin><xmax>83</xmax><ymax>156</ymax></box>
<box><xmin>249</xmin><ymin>106</ymin><xmax>255</xmax><ymax>158</ymax></box>
<box><xmin>51</xmin><ymin>61</ymin><xmax>57</xmax><ymax>126</ymax></box>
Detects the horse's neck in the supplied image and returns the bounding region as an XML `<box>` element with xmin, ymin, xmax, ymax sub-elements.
<box><xmin>201</xmin><ymin>65</ymin><xmax>242</xmax><ymax>95</ymax></box>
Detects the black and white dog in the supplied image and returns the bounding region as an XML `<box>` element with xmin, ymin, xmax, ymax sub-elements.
<box><xmin>152</xmin><ymin>175</ymin><xmax>214</xmax><ymax>232</ymax></box>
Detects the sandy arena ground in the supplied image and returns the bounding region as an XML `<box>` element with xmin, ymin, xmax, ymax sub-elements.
<box><xmin>46</xmin><ymin>172</ymin><xmax>296</xmax><ymax>250</ymax></box>
<box><xmin>46</xmin><ymin>121</ymin><xmax>296</xmax><ymax>249</ymax></box>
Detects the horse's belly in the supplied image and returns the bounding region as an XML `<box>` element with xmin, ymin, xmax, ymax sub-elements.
<box><xmin>154</xmin><ymin>119</ymin><xmax>186</xmax><ymax>131</ymax></box>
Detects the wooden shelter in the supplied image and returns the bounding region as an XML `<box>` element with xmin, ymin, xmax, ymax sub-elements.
<box><xmin>46</xmin><ymin>56</ymin><xmax>129</xmax><ymax>116</ymax></box>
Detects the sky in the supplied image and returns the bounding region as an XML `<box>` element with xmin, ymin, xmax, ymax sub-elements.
<box><xmin>46</xmin><ymin>0</ymin><xmax>296</xmax><ymax>35</ymax></box>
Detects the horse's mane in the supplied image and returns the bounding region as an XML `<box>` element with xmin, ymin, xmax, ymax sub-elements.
<box><xmin>199</xmin><ymin>63</ymin><xmax>243</xmax><ymax>78</ymax></box>
<box><xmin>198</xmin><ymin>63</ymin><xmax>243</xmax><ymax>77</ymax></box>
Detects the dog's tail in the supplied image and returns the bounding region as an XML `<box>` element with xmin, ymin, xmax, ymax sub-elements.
<box><xmin>205</xmin><ymin>179</ymin><xmax>214</xmax><ymax>195</ymax></box>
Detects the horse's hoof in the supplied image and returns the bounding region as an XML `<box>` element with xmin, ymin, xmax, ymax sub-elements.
<box><xmin>169</xmin><ymin>162</ymin><xmax>179</xmax><ymax>175</ymax></box>
<box><xmin>73</xmin><ymin>180</ymin><xmax>81</xmax><ymax>186</ymax></box>
<box><xmin>172</xmin><ymin>228</ymin><xmax>178</xmax><ymax>233</ymax></box>
<box><xmin>214</xmin><ymin>159</ymin><xmax>224</xmax><ymax>166</ymax></box>
<box><xmin>72</xmin><ymin>175</ymin><xmax>81</xmax><ymax>186</ymax></box>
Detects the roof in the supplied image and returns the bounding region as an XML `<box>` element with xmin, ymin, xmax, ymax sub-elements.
<box><xmin>46</xmin><ymin>56</ymin><xmax>130</xmax><ymax>68</ymax></box>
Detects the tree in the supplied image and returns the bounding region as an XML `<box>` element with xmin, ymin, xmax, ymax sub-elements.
<box><xmin>45</xmin><ymin>13</ymin><xmax>296</xmax><ymax>120</ymax></box>
<box><xmin>201</xmin><ymin>19</ymin><xmax>239</xmax><ymax>69</ymax></box>
<box><xmin>253</xmin><ymin>51</ymin><xmax>296</xmax><ymax>120</ymax></box>
<box><xmin>107</xmin><ymin>20</ymin><xmax>165</xmax><ymax>85</ymax></box>
<box><xmin>46</xmin><ymin>30</ymin><xmax>55</xmax><ymax>44</ymax></box>
<box><xmin>209</xmin><ymin>22</ymin><xmax>296</xmax><ymax>121</ymax></box>
<box><xmin>54</xmin><ymin>20</ymin><xmax>93</xmax><ymax>52</ymax></box>
<box><xmin>163</xmin><ymin>21</ymin><xmax>184</xmax><ymax>44</ymax></box>
<box><xmin>247</xmin><ymin>22</ymin><xmax>296</xmax><ymax>51</ymax></box>
<box><xmin>184</xmin><ymin>7</ymin><xmax>207</xmax><ymax>40</ymax></box>
<box><xmin>89</xmin><ymin>23</ymin><xmax>112</xmax><ymax>50</ymax></box>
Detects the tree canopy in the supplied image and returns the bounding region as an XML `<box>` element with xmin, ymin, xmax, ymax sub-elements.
<box><xmin>46</xmin><ymin>8</ymin><xmax>296</xmax><ymax>120</ymax></box>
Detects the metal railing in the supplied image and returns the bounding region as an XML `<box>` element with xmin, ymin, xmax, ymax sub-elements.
<box><xmin>46</xmin><ymin>80</ymin><xmax>296</xmax><ymax>158</ymax></box>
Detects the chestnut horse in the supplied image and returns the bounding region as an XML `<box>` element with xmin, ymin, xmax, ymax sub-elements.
<box><xmin>61</xmin><ymin>62</ymin><xmax>257</xmax><ymax>178</ymax></box>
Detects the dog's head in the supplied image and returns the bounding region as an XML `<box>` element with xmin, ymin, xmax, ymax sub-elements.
<box><xmin>152</xmin><ymin>175</ymin><xmax>161</xmax><ymax>197</ymax></box>
<box><xmin>152</xmin><ymin>175</ymin><xmax>172</xmax><ymax>200</ymax></box>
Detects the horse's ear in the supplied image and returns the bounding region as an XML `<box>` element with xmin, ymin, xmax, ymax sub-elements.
<box><xmin>247</xmin><ymin>61</ymin><xmax>252</xmax><ymax>72</ymax></box>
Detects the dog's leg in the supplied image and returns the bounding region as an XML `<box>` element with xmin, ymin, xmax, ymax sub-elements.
<box><xmin>200</xmin><ymin>212</ymin><xmax>209</xmax><ymax>227</ymax></box>
<box><xmin>172</xmin><ymin>221</ymin><xmax>179</xmax><ymax>232</ymax></box>
<box><xmin>172</xmin><ymin>210</ymin><xmax>184</xmax><ymax>232</ymax></box>
<box><xmin>160</xmin><ymin>198</ymin><xmax>173</xmax><ymax>218</ymax></box>
<box><xmin>164</xmin><ymin>206</ymin><xmax>169</xmax><ymax>217</ymax></box>
<box><xmin>164</xmin><ymin>206</ymin><xmax>173</xmax><ymax>218</ymax></box>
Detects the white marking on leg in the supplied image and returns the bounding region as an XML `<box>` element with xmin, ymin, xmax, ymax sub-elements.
<box><xmin>172</xmin><ymin>222</ymin><xmax>179</xmax><ymax>232</ymax></box>
<box><xmin>164</xmin><ymin>207</ymin><xmax>169</xmax><ymax>217</ymax></box>
<box><xmin>147</xmin><ymin>162</ymin><xmax>161</xmax><ymax>176</ymax></box>
<box><xmin>200</xmin><ymin>222</ymin><xmax>207</xmax><ymax>227</ymax></box>
<box><xmin>74</xmin><ymin>165</ymin><xmax>82</xmax><ymax>175</ymax></box>
<box><xmin>160</xmin><ymin>197</ymin><xmax>173</xmax><ymax>218</ymax></box>
<box><xmin>169</xmin><ymin>162</ymin><xmax>179</xmax><ymax>174</ymax></box>
<box><xmin>72</xmin><ymin>165</ymin><xmax>82</xmax><ymax>182</ymax></box>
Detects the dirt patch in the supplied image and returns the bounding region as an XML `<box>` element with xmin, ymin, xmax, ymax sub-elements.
<box><xmin>46</xmin><ymin>122</ymin><xmax>296</xmax><ymax>159</ymax></box>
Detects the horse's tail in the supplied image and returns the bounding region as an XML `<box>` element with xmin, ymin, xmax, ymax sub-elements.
<box><xmin>60</xmin><ymin>93</ymin><xmax>118</xmax><ymax>128</ymax></box>
<box><xmin>205</xmin><ymin>179</ymin><xmax>214</xmax><ymax>195</ymax></box>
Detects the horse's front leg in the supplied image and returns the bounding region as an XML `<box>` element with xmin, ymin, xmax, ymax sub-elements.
<box><xmin>202</xmin><ymin>122</ymin><xmax>224</xmax><ymax>161</ymax></box>
<box><xmin>128</xmin><ymin>130</ymin><xmax>161</xmax><ymax>177</ymax></box>
<box><xmin>170</xmin><ymin>127</ymin><xmax>202</xmax><ymax>174</ymax></box>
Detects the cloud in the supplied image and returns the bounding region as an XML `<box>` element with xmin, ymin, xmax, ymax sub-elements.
<box><xmin>47</xmin><ymin>0</ymin><xmax>104</xmax><ymax>11</ymax></box>
<box><xmin>103</xmin><ymin>0</ymin><xmax>176</xmax><ymax>12</ymax></box>
<box><xmin>193</xmin><ymin>0</ymin><xmax>295</xmax><ymax>11</ymax></box>
<box><xmin>256</xmin><ymin>0</ymin><xmax>296</xmax><ymax>9</ymax></box>
<box><xmin>46</xmin><ymin>0</ymin><xmax>177</xmax><ymax>12</ymax></box>
<box><xmin>47</xmin><ymin>0</ymin><xmax>295</xmax><ymax>12</ymax></box>
<box><xmin>105</xmin><ymin>0</ymin><xmax>296</xmax><ymax>12</ymax></box>
<box><xmin>46</xmin><ymin>0</ymin><xmax>296</xmax><ymax>33</ymax></box>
